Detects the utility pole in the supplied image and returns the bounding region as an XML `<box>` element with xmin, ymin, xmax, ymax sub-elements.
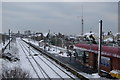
<box><xmin>48</xmin><ymin>29</ymin><xmax>51</xmax><ymax>51</ymax></box>
<box><xmin>48</xmin><ymin>29</ymin><xmax>50</xmax><ymax>45</ymax></box>
<box><xmin>98</xmin><ymin>20</ymin><xmax>102</xmax><ymax>75</ymax></box>
<box><xmin>9</xmin><ymin>29</ymin><xmax>10</xmax><ymax>50</ymax></box>
<box><xmin>28</xmin><ymin>37</ymin><xmax>31</xmax><ymax>56</ymax></box>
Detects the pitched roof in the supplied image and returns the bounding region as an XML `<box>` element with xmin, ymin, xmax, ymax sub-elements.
<box><xmin>74</xmin><ymin>43</ymin><xmax>120</xmax><ymax>58</ymax></box>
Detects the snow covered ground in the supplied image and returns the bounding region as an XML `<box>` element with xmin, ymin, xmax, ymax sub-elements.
<box><xmin>0</xmin><ymin>40</ymin><xmax>10</xmax><ymax>79</ymax></box>
<box><xmin>1</xmin><ymin>40</ymin><xmax>20</xmax><ymax>77</ymax></box>
<box><xmin>18</xmin><ymin>39</ymin><xmax>76</xmax><ymax>78</ymax></box>
<box><xmin>1</xmin><ymin>38</ymin><xmax>77</xmax><ymax>79</ymax></box>
<box><xmin>22</xmin><ymin>38</ymin><xmax>112</xmax><ymax>79</ymax></box>
<box><xmin>0</xmin><ymin>58</ymin><xmax>2</xmax><ymax>79</ymax></box>
<box><xmin>78</xmin><ymin>72</ymin><xmax>100</xmax><ymax>79</ymax></box>
<box><xmin>0</xmin><ymin>40</ymin><xmax>9</xmax><ymax>50</ymax></box>
<box><xmin>23</xmin><ymin>38</ymin><xmax>73</xmax><ymax>58</ymax></box>
<box><xmin>0</xmin><ymin>37</ymin><xmax>109</xmax><ymax>79</ymax></box>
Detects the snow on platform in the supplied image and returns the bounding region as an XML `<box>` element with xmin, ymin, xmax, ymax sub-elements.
<box><xmin>23</xmin><ymin>38</ymin><xmax>72</xmax><ymax>58</ymax></box>
<box><xmin>23</xmin><ymin>38</ymin><xmax>111</xmax><ymax>79</ymax></box>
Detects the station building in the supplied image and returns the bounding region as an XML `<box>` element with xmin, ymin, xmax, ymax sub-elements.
<box><xmin>74</xmin><ymin>43</ymin><xmax>120</xmax><ymax>72</ymax></box>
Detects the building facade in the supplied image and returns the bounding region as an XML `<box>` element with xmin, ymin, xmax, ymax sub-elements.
<box><xmin>74</xmin><ymin>43</ymin><xmax>120</xmax><ymax>72</ymax></box>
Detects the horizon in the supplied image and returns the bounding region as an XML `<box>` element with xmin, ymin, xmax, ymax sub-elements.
<box><xmin>1</xmin><ymin>2</ymin><xmax>119</xmax><ymax>35</ymax></box>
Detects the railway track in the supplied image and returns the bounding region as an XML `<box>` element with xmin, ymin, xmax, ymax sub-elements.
<box><xmin>18</xmin><ymin>40</ymin><xmax>42</xmax><ymax>79</ymax></box>
<box><xmin>19</xmin><ymin>40</ymin><xmax>52</xmax><ymax>80</ymax></box>
<box><xmin>27</xmin><ymin>44</ymin><xmax>76</xmax><ymax>79</ymax></box>
<box><xmin>18</xmin><ymin>39</ymin><xmax>77</xmax><ymax>80</ymax></box>
<box><xmin>24</xmin><ymin>41</ymin><xmax>76</xmax><ymax>79</ymax></box>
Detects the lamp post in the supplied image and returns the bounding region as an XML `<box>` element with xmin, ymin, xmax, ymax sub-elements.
<box><xmin>98</xmin><ymin>20</ymin><xmax>103</xmax><ymax>75</ymax></box>
<box><xmin>28</xmin><ymin>36</ymin><xmax>31</xmax><ymax>55</ymax></box>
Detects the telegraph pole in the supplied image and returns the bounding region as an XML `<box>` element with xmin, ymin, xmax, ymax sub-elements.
<box><xmin>28</xmin><ymin>36</ymin><xmax>31</xmax><ymax>56</ymax></box>
<box><xmin>98</xmin><ymin>20</ymin><xmax>102</xmax><ymax>75</ymax></box>
<box><xmin>9</xmin><ymin>29</ymin><xmax>10</xmax><ymax>50</ymax></box>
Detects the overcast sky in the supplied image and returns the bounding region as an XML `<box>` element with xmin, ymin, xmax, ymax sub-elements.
<box><xmin>1</xmin><ymin>2</ymin><xmax>119</xmax><ymax>35</ymax></box>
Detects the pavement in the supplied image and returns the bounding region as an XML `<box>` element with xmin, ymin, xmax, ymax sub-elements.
<box><xmin>53</xmin><ymin>55</ymin><xmax>97</xmax><ymax>74</ymax></box>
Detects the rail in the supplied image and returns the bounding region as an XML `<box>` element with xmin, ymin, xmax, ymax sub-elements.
<box><xmin>23</xmin><ymin>39</ymin><xmax>88</xmax><ymax>80</ymax></box>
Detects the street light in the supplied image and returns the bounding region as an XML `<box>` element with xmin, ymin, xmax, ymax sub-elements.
<box><xmin>28</xmin><ymin>36</ymin><xmax>31</xmax><ymax>55</ymax></box>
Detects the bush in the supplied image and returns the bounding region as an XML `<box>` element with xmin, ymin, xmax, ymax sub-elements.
<box><xmin>2</xmin><ymin>67</ymin><xmax>31</xmax><ymax>79</ymax></box>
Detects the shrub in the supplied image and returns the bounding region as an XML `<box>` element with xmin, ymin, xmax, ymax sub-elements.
<box><xmin>2</xmin><ymin>67</ymin><xmax>31</xmax><ymax>80</ymax></box>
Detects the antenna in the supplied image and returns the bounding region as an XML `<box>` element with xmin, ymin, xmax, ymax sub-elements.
<box><xmin>81</xmin><ymin>5</ymin><xmax>84</xmax><ymax>35</ymax></box>
<box><xmin>48</xmin><ymin>29</ymin><xmax>50</xmax><ymax>34</ymax></box>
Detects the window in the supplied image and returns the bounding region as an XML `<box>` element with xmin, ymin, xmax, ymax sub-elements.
<box><xmin>84</xmin><ymin>51</ymin><xmax>89</xmax><ymax>63</ymax></box>
<box><xmin>101</xmin><ymin>56</ymin><xmax>110</xmax><ymax>67</ymax></box>
<box><xmin>76</xmin><ymin>49</ymin><xmax>84</xmax><ymax>56</ymax></box>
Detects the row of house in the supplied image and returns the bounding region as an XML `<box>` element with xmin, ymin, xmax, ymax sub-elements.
<box><xmin>30</xmin><ymin>32</ymin><xmax>49</xmax><ymax>42</ymax></box>
<box><xmin>26</xmin><ymin>31</ymin><xmax>120</xmax><ymax>76</ymax></box>
<box><xmin>24</xmin><ymin>30</ymin><xmax>120</xmax><ymax>46</ymax></box>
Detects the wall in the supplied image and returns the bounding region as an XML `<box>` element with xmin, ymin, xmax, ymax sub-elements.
<box><xmin>111</xmin><ymin>58</ymin><xmax>120</xmax><ymax>70</ymax></box>
<box><xmin>88</xmin><ymin>52</ymin><xmax>97</xmax><ymax>69</ymax></box>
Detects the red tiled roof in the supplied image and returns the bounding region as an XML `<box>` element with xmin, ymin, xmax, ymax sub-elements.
<box><xmin>75</xmin><ymin>43</ymin><xmax>120</xmax><ymax>58</ymax></box>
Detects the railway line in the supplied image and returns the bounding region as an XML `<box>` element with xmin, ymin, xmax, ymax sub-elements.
<box><xmin>18</xmin><ymin>39</ymin><xmax>77</xmax><ymax>80</ymax></box>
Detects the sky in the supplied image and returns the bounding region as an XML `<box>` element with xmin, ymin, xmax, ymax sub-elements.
<box><xmin>1</xmin><ymin>1</ymin><xmax>119</xmax><ymax>35</ymax></box>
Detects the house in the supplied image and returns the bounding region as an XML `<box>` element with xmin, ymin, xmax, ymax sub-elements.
<box><xmin>24</xmin><ymin>30</ymin><xmax>31</xmax><ymax>36</ymax></box>
<box><xmin>34</xmin><ymin>33</ymin><xmax>44</xmax><ymax>41</ymax></box>
<box><xmin>74</xmin><ymin>43</ymin><xmax>120</xmax><ymax>72</ymax></box>
<box><xmin>114</xmin><ymin>33</ymin><xmax>120</xmax><ymax>46</ymax></box>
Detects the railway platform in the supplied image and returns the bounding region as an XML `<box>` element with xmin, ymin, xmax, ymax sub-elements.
<box><xmin>26</xmin><ymin>40</ymin><xmax>116</xmax><ymax>80</ymax></box>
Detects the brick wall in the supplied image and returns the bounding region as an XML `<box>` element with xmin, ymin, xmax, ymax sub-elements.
<box><xmin>111</xmin><ymin>58</ymin><xmax>120</xmax><ymax>70</ymax></box>
<box><xmin>88</xmin><ymin>52</ymin><xmax>97</xmax><ymax>69</ymax></box>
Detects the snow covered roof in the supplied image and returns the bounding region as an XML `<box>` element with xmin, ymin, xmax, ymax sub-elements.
<box><xmin>52</xmin><ymin>33</ymin><xmax>56</xmax><ymax>36</ymax></box>
<box><xmin>69</xmin><ymin>36</ymin><xmax>76</xmax><ymax>39</ymax></box>
<box><xmin>76</xmin><ymin>35</ymin><xmax>84</xmax><ymax>37</ymax></box>
<box><xmin>39</xmin><ymin>40</ymin><xmax>44</xmax><ymax>42</ymax></box>
<box><xmin>43</xmin><ymin>33</ymin><xmax>49</xmax><ymax>37</ymax></box>
<box><xmin>114</xmin><ymin>33</ymin><xmax>120</xmax><ymax>36</ymax></box>
<box><xmin>28</xmin><ymin>36</ymin><xmax>31</xmax><ymax>37</ymax></box>
<box><xmin>104</xmin><ymin>38</ymin><xmax>113</xmax><ymax>42</ymax></box>
<box><xmin>84</xmin><ymin>32</ymin><xmax>94</xmax><ymax>36</ymax></box>
<box><xmin>103</xmin><ymin>33</ymin><xmax>108</xmax><ymax>36</ymax></box>
<box><xmin>34</xmin><ymin>33</ymin><xmax>42</xmax><ymax>37</ymax></box>
<box><xmin>37</xmin><ymin>34</ymin><xmax>42</xmax><ymax>36</ymax></box>
<box><xmin>83</xmin><ymin>32</ymin><xmax>98</xmax><ymax>37</ymax></box>
<box><xmin>74</xmin><ymin>43</ymin><xmax>120</xmax><ymax>58</ymax></box>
